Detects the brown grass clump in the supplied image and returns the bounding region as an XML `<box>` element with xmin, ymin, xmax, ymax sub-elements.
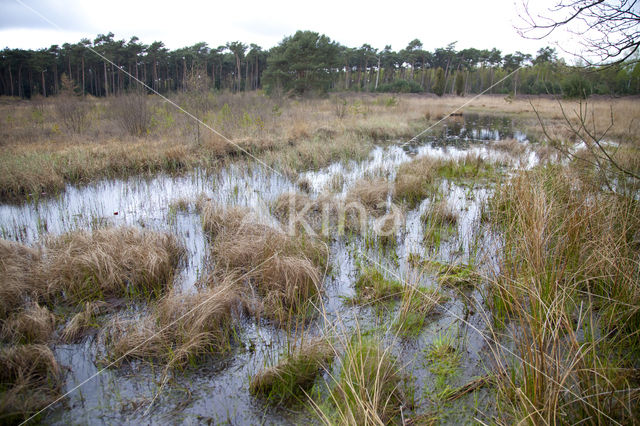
<box><xmin>394</xmin><ymin>156</ymin><xmax>439</xmax><ymax>208</ymax></box>
<box><xmin>43</xmin><ymin>227</ymin><xmax>185</xmax><ymax>303</ymax></box>
<box><xmin>0</xmin><ymin>239</ymin><xmax>44</xmax><ymax>319</ymax></box>
<box><xmin>492</xmin><ymin>138</ymin><xmax>526</xmax><ymax>156</ymax></box>
<box><xmin>271</xmin><ymin>192</ymin><xmax>316</xmax><ymax>222</ymax></box>
<box><xmin>271</xmin><ymin>192</ymin><xmax>339</xmax><ymax>235</ymax></box>
<box><xmin>346</xmin><ymin>179</ymin><xmax>391</xmax><ymax>214</ymax></box>
<box><xmin>107</xmin><ymin>278</ymin><xmax>240</xmax><ymax>369</ymax></box>
<box><xmin>199</xmin><ymin>202</ymin><xmax>251</xmax><ymax>238</ymax></box>
<box><xmin>1</xmin><ymin>303</ymin><xmax>55</xmax><ymax>344</ymax></box>
<box><xmin>422</xmin><ymin>199</ymin><xmax>458</xmax><ymax>227</ymax></box>
<box><xmin>201</xmin><ymin>204</ymin><xmax>328</xmax><ymax>324</ymax></box>
<box><xmin>250</xmin><ymin>338</ymin><xmax>334</xmax><ymax>404</ymax></box>
<box><xmin>0</xmin><ymin>344</ymin><xmax>64</xmax><ymax>423</ymax></box>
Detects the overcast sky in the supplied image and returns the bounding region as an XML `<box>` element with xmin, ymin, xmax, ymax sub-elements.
<box><xmin>1</xmin><ymin>0</ymin><xmax>577</xmax><ymax>58</ymax></box>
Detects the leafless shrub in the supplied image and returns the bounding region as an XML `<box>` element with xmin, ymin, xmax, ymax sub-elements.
<box><xmin>112</xmin><ymin>91</ymin><xmax>151</xmax><ymax>136</ymax></box>
<box><xmin>55</xmin><ymin>73</ymin><xmax>90</xmax><ymax>134</ymax></box>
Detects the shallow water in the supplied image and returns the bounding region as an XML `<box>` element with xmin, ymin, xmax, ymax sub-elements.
<box><xmin>0</xmin><ymin>115</ymin><xmax>533</xmax><ymax>425</ymax></box>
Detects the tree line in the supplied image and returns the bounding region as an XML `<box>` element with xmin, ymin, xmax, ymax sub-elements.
<box><xmin>1</xmin><ymin>30</ymin><xmax>639</xmax><ymax>99</ymax></box>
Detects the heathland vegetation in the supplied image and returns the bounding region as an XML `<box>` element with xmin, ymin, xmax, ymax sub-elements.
<box><xmin>1</xmin><ymin>7</ymin><xmax>640</xmax><ymax>424</ymax></box>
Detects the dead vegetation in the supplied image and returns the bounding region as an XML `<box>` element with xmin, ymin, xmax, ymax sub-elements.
<box><xmin>201</xmin><ymin>204</ymin><xmax>328</xmax><ymax>324</ymax></box>
<box><xmin>1</xmin><ymin>303</ymin><xmax>55</xmax><ymax>344</ymax></box>
<box><xmin>1</xmin><ymin>94</ymin><xmax>638</xmax><ymax>202</ymax></box>
<box><xmin>271</xmin><ymin>191</ymin><xmax>340</xmax><ymax>235</ymax></box>
<box><xmin>42</xmin><ymin>227</ymin><xmax>185</xmax><ymax>304</ymax></box>
<box><xmin>0</xmin><ymin>344</ymin><xmax>64</xmax><ymax>423</ymax></box>
<box><xmin>106</xmin><ymin>277</ymin><xmax>241</xmax><ymax>369</ymax></box>
<box><xmin>394</xmin><ymin>156</ymin><xmax>439</xmax><ymax>208</ymax></box>
<box><xmin>0</xmin><ymin>239</ymin><xmax>44</xmax><ymax>319</ymax></box>
<box><xmin>345</xmin><ymin>179</ymin><xmax>391</xmax><ymax>214</ymax></box>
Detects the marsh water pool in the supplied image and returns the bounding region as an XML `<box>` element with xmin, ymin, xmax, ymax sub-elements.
<box><xmin>0</xmin><ymin>114</ymin><xmax>537</xmax><ymax>424</ymax></box>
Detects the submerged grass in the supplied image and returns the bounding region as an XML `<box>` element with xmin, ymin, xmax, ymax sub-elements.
<box><xmin>394</xmin><ymin>283</ymin><xmax>444</xmax><ymax>336</ymax></box>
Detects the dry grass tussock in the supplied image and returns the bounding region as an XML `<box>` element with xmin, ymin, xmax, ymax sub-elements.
<box><xmin>250</xmin><ymin>338</ymin><xmax>334</xmax><ymax>404</ymax></box>
<box><xmin>0</xmin><ymin>239</ymin><xmax>44</xmax><ymax>319</ymax></box>
<box><xmin>394</xmin><ymin>156</ymin><xmax>439</xmax><ymax>208</ymax></box>
<box><xmin>201</xmin><ymin>203</ymin><xmax>328</xmax><ymax>324</ymax></box>
<box><xmin>491</xmin><ymin>137</ymin><xmax>526</xmax><ymax>156</ymax></box>
<box><xmin>42</xmin><ymin>226</ymin><xmax>185</xmax><ymax>303</ymax></box>
<box><xmin>1</xmin><ymin>302</ymin><xmax>55</xmax><ymax>344</ymax></box>
<box><xmin>0</xmin><ymin>344</ymin><xmax>64</xmax><ymax>423</ymax></box>
<box><xmin>423</xmin><ymin>199</ymin><xmax>458</xmax><ymax>226</ymax></box>
<box><xmin>1</xmin><ymin>227</ymin><xmax>185</xmax><ymax>311</ymax></box>
<box><xmin>106</xmin><ymin>277</ymin><xmax>241</xmax><ymax>369</ymax></box>
<box><xmin>486</xmin><ymin>164</ymin><xmax>640</xmax><ymax>424</ymax></box>
<box><xmin>271</xmin><ymin>191</ymin><xmax>340</xmax><ymax>234</ymax></box>
<box><xmin>345</xmin><ymin>179</ymin><xmax>391</xmax><ymax>214</ymax></box>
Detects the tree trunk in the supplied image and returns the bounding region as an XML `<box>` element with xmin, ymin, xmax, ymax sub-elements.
<box><xmin>245</xmin><ymin>58</ymin><xmax>249</xmax><ymax>91</ymax></box>
<box><xmin>345</xmin><ymin>62</ymin><xmax>350</xmax><ymax>89</ymax></box>
<box><xmin>8</xmin><ymin>65</ymin><xmax>13</xmax><ymax>97</ymax></box>
<box><xmin>375</xmin><ymin>56</ymin><xmax>380</xmax><ymax>90</ymax></box>
<box><xmin>81</xmin><ymin>56</ymin><xmax>85</xmax><ymax>96</ymax></box>
<box><xmin>53</xmin><ymin>63</ymin><xmax>58</xmax><ymax>94</ymax></box>
<box><xmin>235</xmin><ymin>55</ymin><xmax>241</xmax><ymax>92</ymax></box>
<box><xmin>211</xmin><ymin>61</ymin><xmax>216</xmax><ymax>90</ymax></box>
<box><xmin>41</xmin><ymin>70</ymin><xmax>46</xmax><ymax>96</ymax></box>
<box><xmin>104</xmin><ymin>61</ymin><xmax>108</xmax><ymax>96</ymax></box>
<box><xmin>18</xmin><ymin>65</ymin><xmax>22</xmax><ymax>98</ymax></box>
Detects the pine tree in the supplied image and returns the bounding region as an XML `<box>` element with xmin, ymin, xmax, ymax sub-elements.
<box><xmin>454</xmin><ymin>72</ymin><xmax>465</xmax><ymax>96</ymax></box>
<box><xmin>432</xmin><ymin>68</ymin><xmax>445</xmax><ymax>96</ymax></box>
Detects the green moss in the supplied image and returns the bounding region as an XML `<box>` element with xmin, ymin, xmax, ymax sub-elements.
<box><xmin>352</xmin><ymin>266</ymin><xmax>404</xmax><ymax>305</ymax></box>
<box><xmin>422</xmin><ymin>260</ymin><xmax>479</xmax><ymax>288</ymax></box>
